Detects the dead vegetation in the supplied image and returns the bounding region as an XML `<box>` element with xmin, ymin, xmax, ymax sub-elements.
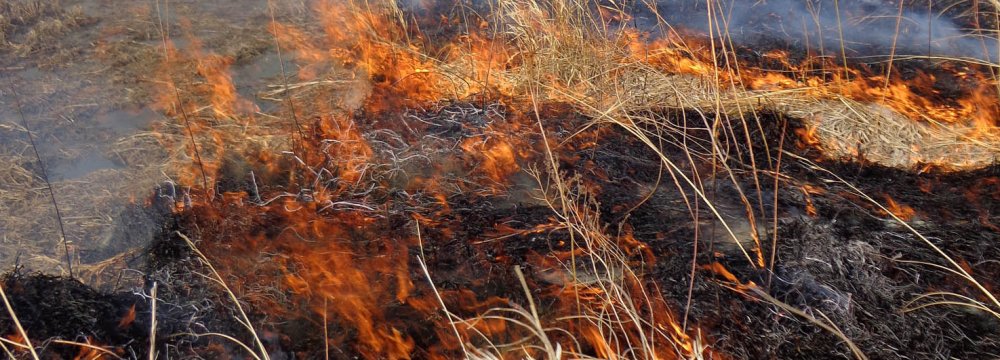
<box><xmin>0</xmin><ymin>0</ymin><xmax>91</xmax><ymax>58</ymax></box>
<box><xmin>1</xmin><ymin>0</ymin><xmax>1000</xmax><ymax>359</ymax></box>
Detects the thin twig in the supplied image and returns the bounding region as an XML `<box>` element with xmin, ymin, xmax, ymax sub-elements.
<box><xmin>746</xmin><ymin>286</ymin><xmax>867</xmax><ymax>360</ymax></box>
<box><xmin>4</xmin><ymin>74</ymin><xmax>73</xmax><ymax>278</ymax></box>
<box><xmin>415</xmin><ymin>221</ymin><xmax>471</xmax><ymax>359</ymax></box>
<box><xmin>267</xmin><ymin>0</ymin><xmax>306</xmax><ymax>141</ymax></box>
<box><xmin>154</xmin><ymin>0</ymin><xmax>210</xmax><ymax>194</ymax></box>
<box><xmin>177</xmin><ymin>232</ymin><xmax>270</xmax><ymax>360</ymax></box>
<box><xmin>50</xmin><ymin>339</ymin><xmax>123</xmax><ymax>359</ymax></box>
<box><xmin>0</xmin><ymin>281</ymin><xmax>40</xmax><ymax>360</ymax></box>
<box><xmin>149</xmin><ymin>282</ymin><xmax>158</xmax><ymax>360</ymax></box>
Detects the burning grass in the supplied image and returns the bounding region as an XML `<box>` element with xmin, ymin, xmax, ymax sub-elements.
<box><xmin>2</xmin><ymin>0</ymin><xmax>1000</xmax><ymax>358</ymax></box>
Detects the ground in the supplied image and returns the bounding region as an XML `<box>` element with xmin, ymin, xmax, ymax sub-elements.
<box><xmin>1</xmin><ymin>1</ymin><xmax>999</xmax><ymax>359</ymax></box>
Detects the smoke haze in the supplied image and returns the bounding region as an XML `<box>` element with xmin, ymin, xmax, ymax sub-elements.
<box><xmin>641</xmin><ymin>0</ymin><xmax>999</xmax><ymax>61</ymax></box>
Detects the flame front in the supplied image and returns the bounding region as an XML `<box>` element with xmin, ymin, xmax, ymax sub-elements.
<box><xmin>140</xmin><ymin>0</ymin><xmax>1000</xmax><ymax>358</ymax></box>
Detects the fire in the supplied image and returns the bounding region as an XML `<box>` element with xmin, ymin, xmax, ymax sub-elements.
<box><xmin>701</xmin><ymin>262</ymin><xmax>744</xmax><ymax>284</ymax></box>
<box><xmin>460</xmin><ymin>137</ymin><xmax>519</xmax><ymax>184</ymax></box>
<box><xmin>4</xmin><ymin>333</ymin><xmax>26</xmax><ymax>348</ymax></box>
<box><xmin>117</xmin><ymin>304</ymin><xmax>136</xmax><ymax>329</ymax></box>
<box><xmin>193</xmin><ymin>52</ymin><xmax>245</xmax><ymax>119</ymax></box>
<box><xmin>795</xmin><ymin>125</ymin><xmax>822</xmax><ymax>149</ymax></box>
<box><xmin>593</xmin><ymin>5</ymin><xmax>994</xmax><ymax>169</ymax></box>
<box><xmin>271</xmin><ymin>0</ymin><xmax>511</xmax><ymax>114</ymax></box>
<box><xmin>188</xmin><ymin>198</ymin><xmax>418</xmax><ymax>359</ymax></box>
<box><xmin>279</xmin><ymin>216</ymin><xmax>415</xmax><ymax>358</ymax></box>
<box><xmin>883</xmin><ymin>194</ymin><xmax>916</xmax><ymax>221</ymax></box>
<box><xmin>136</xmin><ymin>0</ymin><xmax>1000</xmax><ymax>358</ymax></box>
<box><xmin>800</xmin><ymin>185</ymin><xmax>821</xmax><ymax>217</ymax></box>
<box><xmin>71</xmin><ymin>339</ymin><xmax>108</xmax><ymax>360</ymax></box>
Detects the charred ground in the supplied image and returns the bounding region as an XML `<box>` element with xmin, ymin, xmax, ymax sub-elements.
<box><xmin>3</xmin><ymin>103</ymin><xmax>999</xmax><ymax>359</ymax></box>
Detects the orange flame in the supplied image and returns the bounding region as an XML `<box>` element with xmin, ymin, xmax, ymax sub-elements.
<box><xmin>883</xmin><ymin>195</ymin><xmax>916</xmax><ymax>221</ymax></box>
<box><xmin>117</xmin><ymin>304</ymin><xmax>136</xmax><ymax>329</ymax></box>
<box><xmin>138</xmin><ymin>1</ymin><xmax>1000</xmax><ymax>358</ymax></box>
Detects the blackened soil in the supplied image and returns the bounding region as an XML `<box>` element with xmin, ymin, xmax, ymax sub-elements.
<box><xmin>571</xmin><ymin>110</ymin><xmax>1000</xmax><ymax>358</ymax></box>
<box><xmin>0</xmin><ymin>270</ymin><xmax>150</xmax><ymax>358</ymax></box>
<box><xmin>5</xmin><ymin>103</ymin><xmax>1000</xmax><ymax>359</ymax></box>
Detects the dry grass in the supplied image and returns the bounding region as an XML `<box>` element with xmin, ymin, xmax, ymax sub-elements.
<box><xmin>0</xmin><ymin>148</ymin><xmax>157</xmax><ymax>277</ymax></box>
<box><xmin>177</xmin><ymin>232</ymin><xmax>271</xmax><ymax>360</ymax></box>
<box><xmin>480</xmin><ymin>0</ymin><xmax>996</xmax><ymax>209</ymax></box>
<box><xmin>0</xmin><ymin>280</ymin><xmax>39</xmax><ymax>360</ymax></box>
<box><xmin>3</xmin><ymin>0</ymin><xmax>999</xmax><ymax>358</ymax></box>
<box><xmin>424</xmin><ymin>167</ymin><xmax>708</xmax><ymax>359</ymax></box>
<box><xmin>128</xmin><ymin>0</ymin><xmax>998</xmax><ymax>357</ymax></box>
<box><xmin>412</xmin><ymin>0</ymin><xmax>999</xmax><ymax>357</ymax></box>
<box><xmin>0</xmin><ymin>0</ymin><xmax>89</xmax><ymax>57</ymax></box>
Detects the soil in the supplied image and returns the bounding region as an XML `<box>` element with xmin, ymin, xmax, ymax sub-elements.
<box><xmin>0</xmin><ymin>270</ymin><xmax>150</xmax><ymax>358</ymax></box>
<box><xmin>1</xmin><ymin>1</ymin><xmax>999</xmax><ymax>359</ymax></box>
<box><xmin>0</xmin><ymin>0</ymin><xmax>284</xmax><ymax>278</ymax></box>
<box><xmin>8</xmin><ymin>104</ymin><xmax>999</xmax><ymax>359</ymax></box>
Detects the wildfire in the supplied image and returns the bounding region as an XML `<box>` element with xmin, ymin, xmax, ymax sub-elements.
<box><xmin>460</xmin><ymin>137</ymin><xmax>520</xmax><ymax>184</ymax></box>
<box><xmin>132</xmin><ymin>0</ymin><xmax>1000</xmax><ymax>358</ymax></box>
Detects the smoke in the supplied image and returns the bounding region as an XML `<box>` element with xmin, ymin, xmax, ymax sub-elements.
<box><xmin>636</xmin><ymin>0</ymin><xmax>999</xmax><ymax>62</ymax></box>
<box><xmin>392</xmin><ymin>0</ymin><xmax>999</xmax><ymax>62</ymax></box>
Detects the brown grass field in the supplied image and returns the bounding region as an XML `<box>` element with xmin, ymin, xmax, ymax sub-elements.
<box><xmin>1</xmin><ymin>0</ymin><xmax>1000</xmax><ymax>358</ymax></box>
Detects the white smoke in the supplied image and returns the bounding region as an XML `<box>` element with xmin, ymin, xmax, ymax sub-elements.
<box><xmin>637</xmin><ymin>0</ymin><xmax>999</xmax><ymax>62</ymax></box>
